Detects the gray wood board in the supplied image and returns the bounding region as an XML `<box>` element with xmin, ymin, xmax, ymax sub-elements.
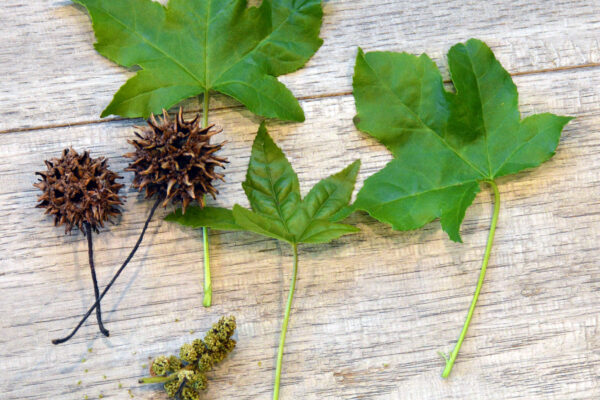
<box><xmin>1</xmin><ymin>66</ymin><xmax>599</xmax><ymax>398</ymax></box>
<box><xmin>2</xmin><ymin>0</ymin><xmax>600</xmax><ymax>131</ymax></box>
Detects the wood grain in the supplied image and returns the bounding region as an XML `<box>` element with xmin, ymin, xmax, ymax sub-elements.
<box><xmin>2</xmin><ymin>0</ymin><xmax>600</xmax><ymax>131</ymax></box>
<box><xmin>1</xmin><ymin>62</ymin><xmax>599</xmax><ymax>399</ymax></box>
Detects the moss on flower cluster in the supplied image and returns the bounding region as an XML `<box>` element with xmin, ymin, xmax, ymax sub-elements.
<box><xmin>140</xmin><ymin>316</ymin><xmax>236</xmax><ymax>400</ymax></box>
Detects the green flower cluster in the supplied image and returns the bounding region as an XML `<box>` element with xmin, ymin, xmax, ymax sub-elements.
<box><xmin>140</xmin><ymin>316</ymin><xmax>236</xmax><ymax>400</ymax></box>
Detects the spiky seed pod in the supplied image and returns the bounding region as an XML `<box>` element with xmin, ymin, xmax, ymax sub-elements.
<box><xmin>125</xmin><ymin>108</ymin><xmax>227</xmax><ymax>212</ymax></box>
<box><xmin>34</xmin><ymin>148</ymin><xmax>124</xmax><ymax>234</ymax></box>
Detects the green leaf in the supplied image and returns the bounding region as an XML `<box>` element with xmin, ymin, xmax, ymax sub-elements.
<box><xmin>302</xmin><ymin>160</ymin><xmax>361</xmax><ymax>220</ymax></box>
<box><xmin>232</xmin><ymin>205</ymin><xmax>293</xmax><ymax>243</ymax></box>
<box><xmin>352</xmin><ymin>48</ymin><xmax>450</xmax><ymax>156</ymax></box>
<box><xmin>298</xmin><ymin>220</ymin><xmax>359</xmax><ymax>244</ymax></box>
<box><xmin>242</xmin><ymin>122</ymin><xmax>301</xmax><ymax>235</ymax></box>
<box><xmin>352</xmin><ymin>39</ymin><xmax>572</xmax><ymax>242</ymax></box>
<box><xmin>168</xmin><ymin>124</ymin><xmax>361</xmax><ymax>245</ymax></box>
<box><xmin>165</xmin><ymin>207</ymin><xmax>243</xmax><ymax>231</ymax></box>
<box><xmin>74</xmin><ymin>0</ymin><xmax>323</xmax><ymax>121</ymax></box>
<box><xmin>494</xmin><ymin>113</ymin><xmax>573</xmax><ymax>178</ymax></box>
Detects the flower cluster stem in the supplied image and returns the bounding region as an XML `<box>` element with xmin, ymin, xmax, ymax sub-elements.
<box><xmin>139</xmin><ymin>364</ymin><xmax>195</xmax><ymax>384</ymax></box>
<box><xmin>201</xmin><ymin>91</ymin><xmax>212</xmax><ymax>308</ymax></box>
<box><xmin>273</xmin><ymin>243</ymin><xmax>299</xmax><ymax>400</ymax></box>
<box><xmin>84</xmin><ymin>222</ymin><xmax>109</xmax><ymax>337</ymax></box>
<box><xmin>441</xmin><ymin>180</ymin><xmax>501</xmax><ymax>378</ymax></box>
<box><xmin>52</xmin><ymin>196</ymin><xmax>162</xmax><ymax>344</ymax></box>
<box><xmin>138</xmin><ymin>375</ymin><xmax>177</xmax><ymax>384</ymax></box>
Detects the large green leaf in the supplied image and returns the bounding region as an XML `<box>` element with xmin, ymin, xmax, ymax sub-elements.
<box><xmin>352</xmin><ymin>39</ymin><xmax>572</xmax><ymax>242</ymax></box>
<box><xmin>167</xmin><ymin>123</ymin><xmax>360</xmax><ymax>245</ymax></box>
<box><xmin>73</xmin><ymin>0</ymin><xmax>323</xmax><ymax>121</ymax></box>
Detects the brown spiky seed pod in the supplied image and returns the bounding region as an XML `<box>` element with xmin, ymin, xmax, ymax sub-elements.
<box><xmin>124</xmin><ymin>108</ymin><xmax>227</xmax><ymax>212</ymax></box>
<box><xmin>34</xmin><ymin>148</ymin><xmax>124</xmax><ymax>234</ymax></box>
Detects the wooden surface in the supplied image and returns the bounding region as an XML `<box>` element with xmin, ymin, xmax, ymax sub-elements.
<box><xmin>1</xmin><ymin>1</ymin><xmax>599</xmax><ymax>399</ymax></box>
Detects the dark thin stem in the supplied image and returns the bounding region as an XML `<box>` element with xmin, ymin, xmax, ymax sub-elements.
<box><xmin>175</xmin><ymin>377</ymin><xmax>187</xmax><ymax>399</ymax></box>
<box><xmin>84</xmin><ymin>222</ymin><xmax>109</xmax><ymax>337</ymax></box>
<box><xmin>52</xmin><ymin>196</ymin><xmax>163</xmax><ymax>344</ymax></box>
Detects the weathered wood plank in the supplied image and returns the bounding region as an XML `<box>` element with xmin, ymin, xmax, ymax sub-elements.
<box><xmin>1</xmin><ymin>68</ymin><xmax>599</xmax><ymax>399</ymax></box>
<box><xmin>2</xmin><ymin>0</ymin><xmax>600</xmax><ymax>131</ymax></box>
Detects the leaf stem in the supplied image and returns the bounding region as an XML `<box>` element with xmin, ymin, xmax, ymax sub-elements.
<box><xmin>441</xmin><ymin>180</ymin><xmax>500</xmax><ymax>378</ymax></box>
<box><xmin>202</xmin><ymin>90</ymin><xmax>209</xmax><ymax>128</ymax></box>
<box><xmin>201</xmin><ymin>90</ymin><xmax>212</xmax><ymax>308</ymax></box>
<box><xmin>84</xmin><ymin>222</ymin><xmax>109</xmax><ymax>337</ymax></box>
<box><xmin>202</xmin><ymin>223</ymin><xmax>211</xmax><ymax>307</ymax></box>
<box><xmin>273</xmin><ymin>243</ymin><xmax>299</xmax><ymax>400</ymax></box>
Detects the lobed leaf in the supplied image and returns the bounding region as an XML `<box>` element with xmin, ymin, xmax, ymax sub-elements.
<box><xmin>242</xmin><ymin>122</ymin><xmax>300</xmax><ymax>235</ymax></box>
<box><xmin>351</xmin><ymin>39</ymin><xmax>572</xmax><ymax>242</ymax></box>
<box><xmin>167</xmin><ymin>124</ymin><xmax>360</xmax><ymax>245</ymax></box>
<box><xmin>302</xmin><ymin>160</ymin><xmax>361</xmax><ymax>221</ymax></box>
<box><xmin>74</xmin><ymin>0</ymin><xmax>323</xmax><ymax>121</ymax></box>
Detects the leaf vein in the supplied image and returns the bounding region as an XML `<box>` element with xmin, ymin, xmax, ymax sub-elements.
<box><xmin>212</xmin><ymin>2</ymin><xmax>301</xmax><ymax>86</ymax></box>
<box><xmin>370</xmin><ymin>180</ymin><xmax>479</xmax><ymax>213</ymax></box>
<box><xmin>97</xmin><ymin>6</ymin><xmax>204</xmax><ymax>88</ymax></box>
<box><xmin>364</xmin><ymin>56</ymin><xmax>487</xmax><ymax>178</ymax></box>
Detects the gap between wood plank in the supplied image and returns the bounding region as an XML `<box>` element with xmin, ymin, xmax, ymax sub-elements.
<box><xmin>2</xmin><ymin>62</ymin><xmax>599</xmax><ymax>136</ymax></box>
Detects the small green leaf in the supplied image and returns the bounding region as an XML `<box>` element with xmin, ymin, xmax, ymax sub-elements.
<box><xmin>74</xmin><ymin>0</ymin><xmax>323</xmax><ymax>121</ymax></box>
<box><xmin>351</xmin><ymin>39</ymin><xmax>572</xmax><ymax>241</ymax></box>
<box><xmin>242</xmin><ymin>122</ymin><xmax>301</xmax><ymax>234</ymax></box>
<box><xmin>232</xmin><ymin>205</ymin><xmax>294</xmax><ymax>243</ymax></box>
<box><xmin>165</xmin><ymin>207</ymin><xmax>243</xmax><ymax>231</ymax></box>
<box><xmin>166</xmin><ymin>124</ymin><xmax>360</xmax><ymax>400</ymax></box>
<box><xmin>302</xmin><ymin>160</ymin><xmax>361</xmax><ymax>220</ymax></box>
<box><xmin>169</xmin><ymin>124</ymin><xmax>360</xmax><ymax>246</ymax></box>
<box><xmin>330</xmin><ymin>205</ymin><xmax>355</xmax><ymax>222</ymax></box>
<box><xmin>298</xmin><ymin>220</ymin><xmax>360</xmax><ymax>244</ymax></box>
